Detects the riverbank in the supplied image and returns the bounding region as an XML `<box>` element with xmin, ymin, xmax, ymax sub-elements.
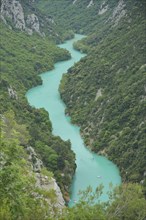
<box><xmin>26</xmin><ymin>34</ymin><xmax>121</xmax><ymax>207</ymax></box>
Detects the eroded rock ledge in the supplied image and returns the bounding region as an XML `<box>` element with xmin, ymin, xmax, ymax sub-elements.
<box><xmin>26</xmin><ymin>146</ymin><xmax>65</xmax><ymax>209</ymax></box>
<box><xmin>0</xmin><ymin>0</ymin><xmax>44</xmax><ymax>36</ymax></box>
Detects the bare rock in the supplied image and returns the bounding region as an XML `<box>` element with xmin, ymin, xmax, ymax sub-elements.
<box><xmin>26</xmin><ymin>14</ymin><xmax>41</xmax><ymax>34</ymax></box>
<box><xmin>26</xmin><ymin>146</ymin><xmax>65</xmax><ymax>208</ymax></box>
<box><xmin>1</xmin><ymin>0</ymin><xmax>42</xmax><ymax>35</ymax></box>
<box><xmin>95</xmin><ymin>88</ymin><xmax>102</xmax><ymax>101</ymax></box>
<box><xmin>1</xmin><ymin>0</ymin><xmax>26</xmax><ymax>30</ymax></box>
<box><xmin>110</xmin><ymin>0</ymin><xmax>126</xmax><ymax>26</ymax></box>
<box><xmin>98</xmin><ymin>2</ymin><xmax>108</xmax><ymax>15</ymax></box>
<box><xmin>8</xmin><ymin>86</ymin><xmax>18</xmax><ymax>99</ymax></box>
<box><xmin>26</xmin><ymin>146</ymin><xmax>43</xmax><ymax>172</ymax></box>
<box><xmin>73</xmin><ymin>0</ymin><xmax>78</xmax><ymax>4</ymax></box>
<box><xmin>87</xmin><ymin>0</ymin><xmax>94</xmax><ymax>9</ymax></box>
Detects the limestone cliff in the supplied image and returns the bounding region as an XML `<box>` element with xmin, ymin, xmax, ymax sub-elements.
<box><xmin>1</xmin><ymin>0</ymin><xmax>44</xmax><ymax>36</ymax></box>
<box><xmin>26</xmin><ymin>146</ymin><xmax>65</xmax><ymax>209</ymax></box>
<box><xmin>1</xmin><ymin>0</ymin><xmax>26</xmax><ymax>30</ymax></box>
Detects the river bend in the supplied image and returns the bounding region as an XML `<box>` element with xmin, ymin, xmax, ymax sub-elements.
<box><xmin>26</xmin><ymin>34</ymin><xmax>121</xmax><ymax>207</ymax></box>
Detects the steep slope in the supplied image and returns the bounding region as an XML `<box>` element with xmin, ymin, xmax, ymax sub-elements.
<box><xmin>35</xmin><ymin>0</ymin><xmax>126</xmax><ymax>35</ymax></box>
<box><xmin>60</xmin><ymin>0</ymin><xmax>146</xmax><ymax>184</ymax></box>
<box><xmin>1</xmin><ymin>0</ymin><xmax>146</xmax><ymax>219</ymax></box>
<box><xmin>0</xmin><ymin>0</ymin><xmax>66</xmax><ymax>41</ymax></box>
<box><xmin>1</xmin><ymin>114</ymin><xmax>65</xmax><ymax>219</ymax></box>
<box><xmin>0</xmin><ymin>5</ymin><xmax>75</xmax><ymax>200</ymax></box>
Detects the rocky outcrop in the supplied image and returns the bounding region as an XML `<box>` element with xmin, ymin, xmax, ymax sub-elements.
<box><xmin>73</xmin><ymin>0</ymin><xmax>95</xmax><ymax>9</ymax></box>
<box><xmin>26</xmin><ymin>146</ymin><xmax>65</xmax><ymax>208</ymax></box>
<box><xmin>26</xmin><ymin>14</ymin><xmax>42</xmax><ymax>35</ymax></box>
<box><xmin>1</xmin><ymin>0</ymin><xmax>42</xmax><ymax>35</ymax></box>
<box><xmin>35</xmin><ymin>173</ymin><xmax>65</xmax><ymax>208</ymax></box>
<box><xmin>73</xmin><ymin>0</ymin><xmax>78</xmax><ymax>4</ymax></box>
<box><xmin>98</xmin><ymin>2</ymin><xmax>108</xmax><ymax>15</ymax></box>
<box><xmin>140</xmin><ymin>171</ymin><xmax>146</xmax><ymax>185</ymax></box>
<box><xmin>27</xmin><ymin>146</ymin><xmax>43</xmax><ymax>171</ymax></box>
<box><xmin>87</xmin><ymin>0</ymin><xmax>94</xmax><ymax>8</ymax></box>
<box><xmin>8</xmin><ymin>86</ymin><xmax>18</xmax><ymax>99</ymax></box>
<box><xmin>109</xmin><ymin>0</ymin><xmax>126</xmax><ymax>26</ymax></box>
<box><xmin>95</xmin><ymin>88</ymin><xmax>102</xmax><ymax>101</ymax></box>
<box><xmin>1</xmin><ymin>0</ymin><xmax>26</xmax><ymax>30</ymax></box>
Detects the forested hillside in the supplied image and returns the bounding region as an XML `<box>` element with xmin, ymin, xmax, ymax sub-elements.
<box><xmin>36</xmin><ymin>0</ymin><xmax>146</xmax><ymax>186</ymax></box>
<box><xmin>1</xmin><ymin>112</ymin><xmax>66</xmax><ymax>219</ymax></box>
<box><xmin>1</xmin><ymin>0</ymin><xmax>146</xmax><ymax>219</ymax></box>
<box><xmin>59</xmin><ymin>0</ymin><xmax>146</xmax><ymax>185</ymax></box>
<box><xmin>35</xmin><ymin>0</ymin><xmax>129</xmax><ymax>36</ymax></box>
<box><xmin>0</xmin><ymin>6</ymin><xmax>75</xmax><ymax>206</ymax></box>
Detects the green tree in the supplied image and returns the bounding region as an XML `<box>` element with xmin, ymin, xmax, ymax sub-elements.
<box><xmin>107</xmin><ymin>183</ymin><xmax>146</xmax><ymax>220</ymax></box>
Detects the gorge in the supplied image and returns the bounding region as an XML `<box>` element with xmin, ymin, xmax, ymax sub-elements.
<box><xmin>1</xmin><ymin>0</ymin><xmax>146</xmax><ymax>219</ymax></box>
<box><xmin>26</xmin><ymin>34</ymin><xmax>121</xmax><ymax>206</ymax></box>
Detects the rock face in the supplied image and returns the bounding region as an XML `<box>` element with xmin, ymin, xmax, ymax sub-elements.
<box><xmin>73</xmin><ymin>0</ymin><xmax>78</xmax><ymax>4</ymax></box>
<box><xmin>35</xmin><ymin>173</ymin><xmax>65</xmax><ymax>208</ymax></box>
<box><xmin>1</xmin><ymin>0</ymin><xmax>25</xmax><ymax>30</ymax></box>
<box><xmin>95</xmin><ymin>88</ymin><xmax>102</xmax><ymax>101</ymax></box>
<box><xmin>8</xmin><ymin>86</ymin><xmax>18</xmax><ymax>99</ymax></box>
<box><xmin>98</xmin><ymin>2</ymin><xmax>108</xmax><ymax>15</ymax></box>
<box><xmin>26</xmin><ymin>14</ymin><xmax>41</xmax><ymax>35</ymax></box>
<box><xmin>1</xmin><ymin>0</ymin><xmax>42</xmax><ymax>35</ymax></box>
<box><xmin>109</xmin><ymin>0</ymin><xmax>126</xmax><ymax>26</ymax></box>
<box><xmin>26</xmin><ymin>146</ymin><xmax>65</xmax><ymax>208</ymax></box>
<box><xmin>87</xmin><ymin>0</ymin><xmax>94</xmax><ymax>8</ymax></box>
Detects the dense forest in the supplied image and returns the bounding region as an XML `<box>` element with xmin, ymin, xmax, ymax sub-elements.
<box><xmin>1</xmin><ymin>0</ymin><xmax>146</xmax><ymax>219</ymax></box>
<box><xmin>0</xmin><ymin>17</ymin><xmax>76</xmax><ymax>198</ymax></box>
<box><xmin>59</xmin><ymin>0</ymin><xmax>146</xmax><ymax>184</ymax></box>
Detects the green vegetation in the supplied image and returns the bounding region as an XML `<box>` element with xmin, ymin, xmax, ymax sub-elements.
<box><xmin>60</xmin><ymin>184</ymin><xmax>146</xmax><ymax>220</ymax></box>
<box><xmin>1</xmin><ymin>120</ymin><xmax>146</xmax><ymax>220</ymax></box>
<box><xmin>60</xmin><ymin>1</ymin><xmax>146</xmax><ymax>186</ymax></box>
<box><xmin>0</xmin><ymin>22</ymin><xmax>70</xmax><ymax>101</ymax></box>
<box><xmin>3</xmin><ymin>0</ymin><xmax>67</xmax><ymax>43</ymax></box>
<box><xmin>0</xmin><ymin>114</ymin><xmax>58</xmax><ymax>220</ymax></box>
<box><xmin>35</xmin><ymin>0</ymin><xmax>115</xmax><ymax>34</ymax></box>
<box><xmin>0</xmin><ymin>22</ymin><xmax>75</xmax><ymax>197</ymax></box>
<box><xmin>60</xmin><ymin>0</ymin><xmax>146</xmax><ymax>186</ymax></box>
<box><xmin>1</xmin><ymin>0</ymin><xmax>146</xmax><ymax>218</ymax></box>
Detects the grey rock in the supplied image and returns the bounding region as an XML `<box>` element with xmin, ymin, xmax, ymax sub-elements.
<box><xmin>95</xmin><ymin>88</ymin><xmax>102</xmax><ymax>101</ymax></box>
<box><xmin>1</xmin><ymin>0</ymin><xmax>42</xmax><ymax>35</ymax></box>
<box><xmin>87</xmin><ymin>0</ymin><xmax>94</xmax><ymax>8</ymax></box>
<box><xmin>8</xmin><ymin>86</ymin><xmax>18</xmax><ymax>99</ymax></box>
<box><xmin>73</xmin><ymin>0</ymin><xmax>78</xmax><ymax>4</ymax></box>
<box><xmin>26</xmin><ymin>14</ymin><xmax>40</xmax><ymax>34</ymax></box>
<box><xmin>26</xmin><ymin>146</ymin><xmax>43</xmax><ymax>172</ymax></box>
<box><xmin>110</xmin><ymin>0</ymin><xmax>126</xmax><ymax>26</ymax></box>
<box><xmin>26</xmin><ymin>146</ymin><xmax>65</xmax><ymax>208</ymax></box>
<box><xmin>1</xmin><ymin>0</ymin><xmax>26</xmax><ymax>30</ymax></box>
<box><xmin>98</xmin><ymin>2</ymin><xmax>108</xmax><ymax>15</ymax></box>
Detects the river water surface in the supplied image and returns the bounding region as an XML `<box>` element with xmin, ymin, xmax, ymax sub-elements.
<box><xmin>26</xmin><ymin>34</ymin><xmax>121</xmax><ymax>207</ymax></box>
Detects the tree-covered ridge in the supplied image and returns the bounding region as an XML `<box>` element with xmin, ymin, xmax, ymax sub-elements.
<box><xmin>1</xmin><ymin>117</ymin><xmax>146</xmax><ymax>220</ymax></box>
<box><xmin>0</xmin><ymin>113</ymin><xmax>60</xmax><ymax>220</ymax></box>
<box><xmin>0</xmin><ymin>22</ymin><xmax>76</xmax><ymax>197</ymax></box>
<box><xmin>1</xmin><ymin>113</ymin><xmax>146</xmax><ymax>219</ymax></box>
<box><xmin>0</xmin><ymin>22</ymin><xmax>70</xmax><ymax>99</ymax></box>
<box><xmin>35</xmin><ymin>0</ymin><xmax>128</xmax><ymax>35</ymax></box>
<box><xmin>60</xmin><ymin>0</ymin><xmax>146</xmax><ymax>185</ymax></box>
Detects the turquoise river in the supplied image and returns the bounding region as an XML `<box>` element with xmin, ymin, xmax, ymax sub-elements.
<box><xmin>26</xmin><ymin>34</ymin><xmax>121</xmax><ymax>207</ymax></box>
